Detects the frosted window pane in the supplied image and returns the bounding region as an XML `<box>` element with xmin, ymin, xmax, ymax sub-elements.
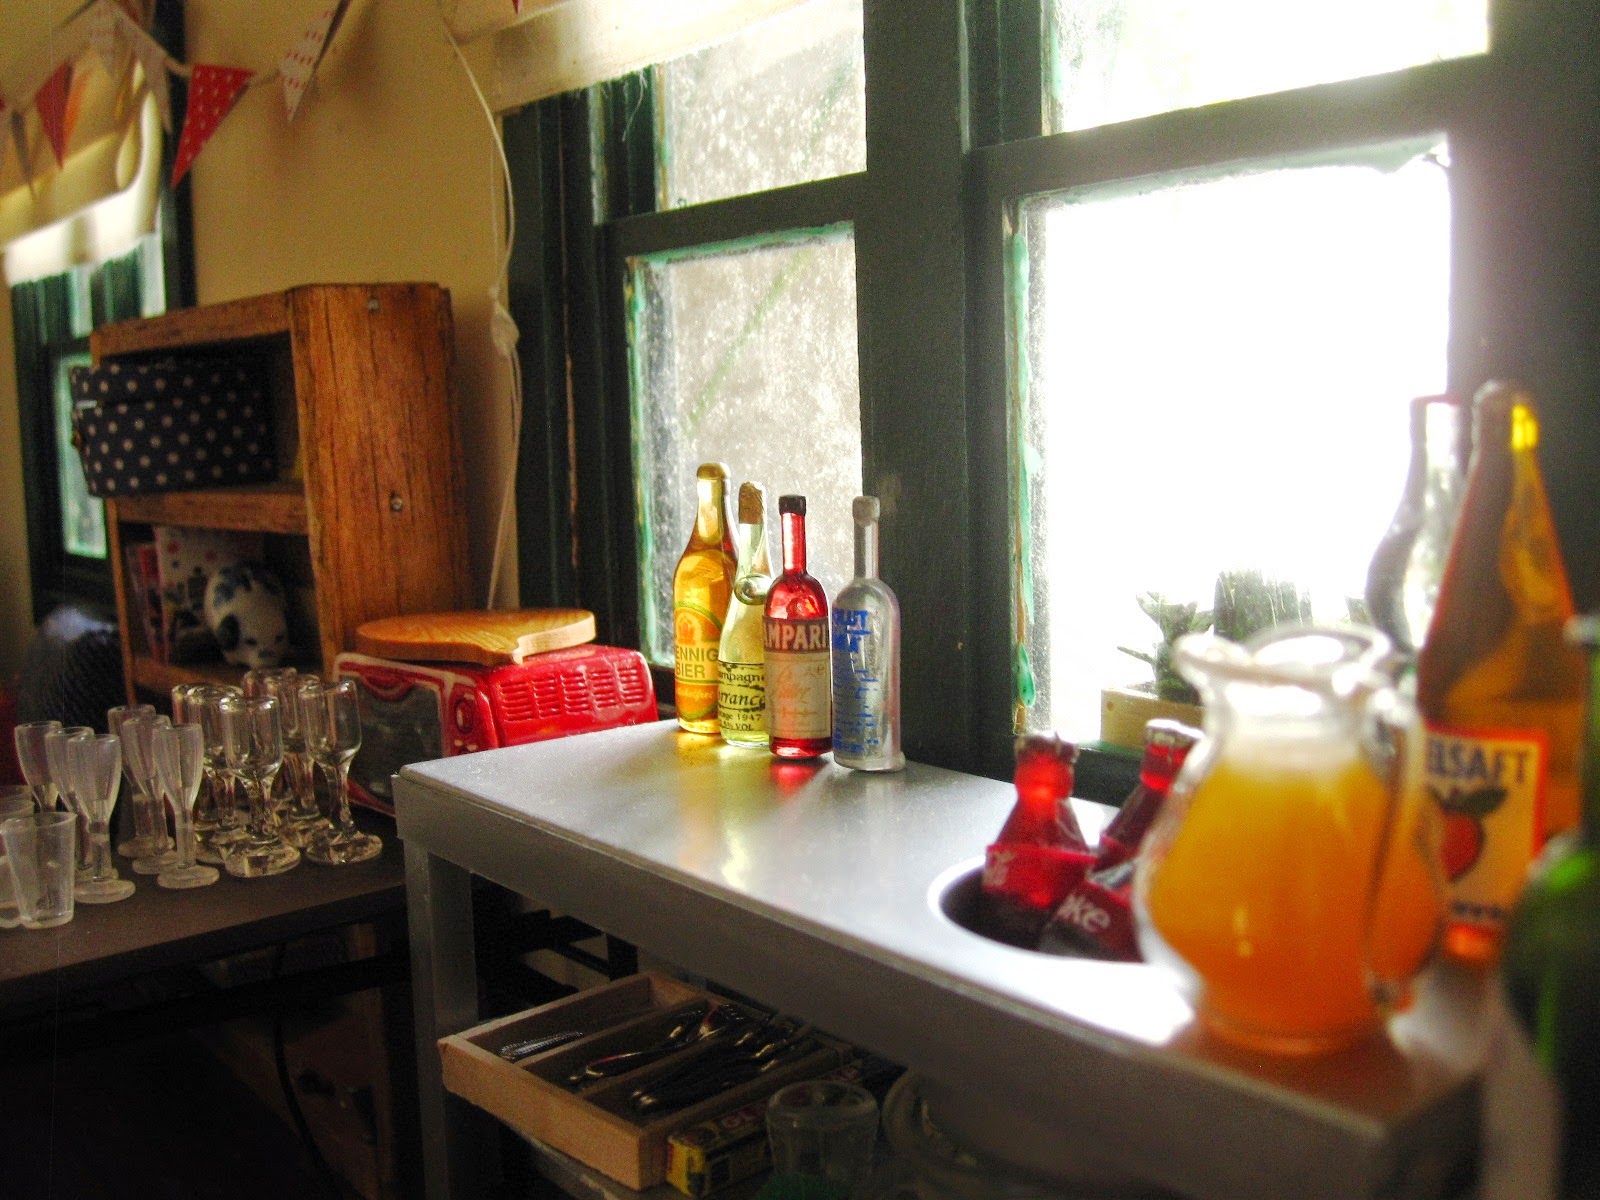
<box><xmin>658</xmin><ymin>0</ymin><xmax>865</xmax><ymax>209</ymax></box>
<box><xmin>1047</xmin><ymin>0</ymin><xmax>1488</xmax><ymax>133</ymax></box>
<box><xmin>631</xmin><ymin>230</ymin><xmax>862</xmax><ymax>664</ymax></box>
<box><xmin>1013</xmin><ymin>143</ymin><xmax>1450</xmax><ymax>739</ymax></box>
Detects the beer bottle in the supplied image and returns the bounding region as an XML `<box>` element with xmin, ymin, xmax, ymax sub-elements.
<box><xmin>672</xmin><ymin>464</ymin><xmax>737</xmax><ymax>735</ymax></box>
<box><xmin>1416</xmin><ymin>381</ymin><xmax>1585</xmax><ymax>966</ymax></box>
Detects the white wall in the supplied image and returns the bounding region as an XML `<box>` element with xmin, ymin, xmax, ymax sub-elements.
<box><xmin>0</xmin><ymin>0</ymin><xmax>517</xmax><ymax>679</ymax></box>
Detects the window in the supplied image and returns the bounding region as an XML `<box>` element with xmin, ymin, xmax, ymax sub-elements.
<box><xmin>510</xmin><ymin>1</ymin><xmax>1600</xmax><ymax>792</ymax></box>
<box><xmin>12</xmin><ymin>234</ymin><xmax>175</xmax><ymax>618</ymax></box>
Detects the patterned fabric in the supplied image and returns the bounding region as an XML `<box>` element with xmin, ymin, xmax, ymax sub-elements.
<box><xmin>69</xmin><ymin>356</ymin><xmax>275</xmax><ymax>497</ymax></box>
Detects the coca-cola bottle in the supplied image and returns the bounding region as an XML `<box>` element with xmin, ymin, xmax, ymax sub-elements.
<box><xmin>1041</xmin><ymin>719</ymin><xmax>1200</xmax><ymax>961</ymax></box>
<box><xmin>980</xmin><ymin>733</ymin><xmax>1092</xmax><ymax>946</ymax></box>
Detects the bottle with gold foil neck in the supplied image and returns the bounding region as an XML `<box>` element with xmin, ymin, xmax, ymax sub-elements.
<box><xmin>717</xmin><ymin>482</ymin><xmax>773</xmax><ymax>747</ymax></box>
<box><xmin>673</xmin><ymin>463</ymin><xmax>736</xmax><ymax>735</ymax></box>
<box><xmin>1417</xmin><ymin>381</ymin><xmax>1585</xmax><ymax>966</ymax></box>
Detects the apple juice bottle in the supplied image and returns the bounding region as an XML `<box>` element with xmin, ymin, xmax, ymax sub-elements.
<box><xmin>763</xmin><ymin>495</ymin><xmax>831</xmax><ymax>759</ymax></box>
<box><xmin>672</xmin><ymin>463</ymin><xmax>736</xmax><ymax>735</ymax></box>
<box><xmin>1417</xmin><ymin>381</ymin><xmax>1585</xmax><ymax>966</ymax></box>
<box><xmin>831</xmin><ymin>496</ymin><xmax>904</xmax><ymax>771</ymax></box>
<box><xmin>717</xmin><ymin>482</ymin><xmax>774</xmax><ymax>747</ymax></box>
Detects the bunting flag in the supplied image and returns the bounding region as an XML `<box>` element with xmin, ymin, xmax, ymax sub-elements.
<box><xmin>279</xmin><ymin>0</ymin><xmax>350</xmax><ymax>122</ymax></box>
<box><xmin>88</xmin><ymin>0</ymin><xmax>128</xmax><ymax>79</ymax></box>
<box><xmin>35</xmin><ymin>63</ymin><xmax>74</xmax><ymax>166</ymax></box>
<box><xmin>122</xmin><ymin>15</ymin><xmax>173</xmax><ymax>132</ymax></box>
<box><xmin>11</xmin><ymin>109</ymin><xmax>35</xmax><ymax>195</ymax></box>
<box><xmin>0</xmin><ymin>100</ymin><xmax>8</xmax><ymax>181</ymax></box>
<box><xmin>170</xmin><ymin>64</ymin><xmax>254</xmax><ymax>186</ymax></box>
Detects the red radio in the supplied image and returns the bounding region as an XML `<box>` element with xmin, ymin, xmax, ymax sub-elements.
<box><xmin>334</xmin><ymin>645</ymin><xmax>658</xmax><ymax>814</ymax></box>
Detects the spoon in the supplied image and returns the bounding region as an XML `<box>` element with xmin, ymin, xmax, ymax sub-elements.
<box><xmin>566</xmin><ymin>1001</ymin><xmax>734</xmax><ymax>1084</ymax></box>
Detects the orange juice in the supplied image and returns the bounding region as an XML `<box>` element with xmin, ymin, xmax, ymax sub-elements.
<box><xmin>1144</xmin><ymin>743</ymin><xmax>1443</xmax><ymax>1053</ymax></box>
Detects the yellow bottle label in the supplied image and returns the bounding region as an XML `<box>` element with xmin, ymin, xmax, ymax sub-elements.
<box><xmin>674</xmin><ymin>603</ymin><xmax>724</xmax><ymax>723</ymax></box>
<box><xmin>1423</xmin><ymin>721</ymin><xmax>1547</xmax><ymax>933</ymax></box>
<box><xmin>717</xmin><ymin>660</ymin><xmax>767</xmax><ymax>739</ymax></box>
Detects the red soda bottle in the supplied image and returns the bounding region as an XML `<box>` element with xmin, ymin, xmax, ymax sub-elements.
<box><xmin>980</xmin><ymin>734</ymin><xmax>1092</xmax><ymax>946</ymax></box>
<box><xmin>1041</xmin><ymin>718</ymin><xmax>1200</xmax><ymax>960</ymax></box>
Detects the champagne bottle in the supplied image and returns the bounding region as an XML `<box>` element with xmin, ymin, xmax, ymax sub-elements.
<box><xmin>1416</xmin><ymin>381</ymin><xmax>1585</xmax><ymax>966</ymax></box>
<box><xmin>1500</xmin><ymin>614</ymin><xmax>1600</xmax><ymax>1198</ymax></box>
<box><xmin>717</xmin><ymin>483</ymin><xmax>774</xmax><ymax>748</ymax></box>
<box><xmin>672</xmin><ymin>463</ymin><xmax>736</xmax><ymax>735</ymax></box>
<box><xmin>1365</xmin><ymin>393</ymin><xmax>1470</xmax><ymax>656</ymax></box>
<box><xmin>830</xmin><ymin>496</ymin><xmax>904</xmax><ymax>772</ymax></box>
<box><xmin>763</xmin><ymin>495</ymin><xmax>831</xmax><ymax>759</ymax></box>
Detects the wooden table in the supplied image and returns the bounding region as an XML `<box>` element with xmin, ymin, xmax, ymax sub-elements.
<box><xmin>0</xmin><ymin>814</ymin><xmax>407</xmax><ymax>1046</ymax></box>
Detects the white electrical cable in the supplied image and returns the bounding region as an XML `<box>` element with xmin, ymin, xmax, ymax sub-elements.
<box><xmin>437</xmin><ymin>2</ymin><xmax>523</xmax><ymax>611</ymax></box>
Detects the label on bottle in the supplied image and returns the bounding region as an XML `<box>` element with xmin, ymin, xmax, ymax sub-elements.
<box><xmin>674</xmin><ymin>603</ymin><xmax>724</xmax><ymax>723</ymax></box>
<box><xmin>1423</xmin><ymin>721</ymin><xmax>1547</xmax><ymax>933</ymax></box>
<box><xmin>717</xmin><ymin>659</ymin><xmax>766</xmax><ymax>738</ymax></box>
<box><xmin>831</xmin><ymin>607</ymin><xmax>886</xmax><ymax>757</ymax></box>
<box><xmin>763</xmin><ymin>617</ymin><xmax>830</xmax><ymax>739</ymax></box>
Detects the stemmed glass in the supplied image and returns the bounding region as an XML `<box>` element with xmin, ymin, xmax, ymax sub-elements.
<box><xmin>122</xmin><ymin>712</ymin><xmax>179</xmax><ymax>875</ymax></box>
<box><xmin>153</xmin><ymin>722</ymin><xmax>218</xmax><ymax>889</ymax></box>
<box><xmin>107</xmin><ymin>703</ymin><xmax>162</xmax><ymax>859</ymax></box>
<box><xmin>189</xmin><ymin>684</ymin><xmax>245</xmax><ymax>864</ymax></box>
<box><xmin>14</xmin><ymin>720</ymin><xmax>62</xmax><ymax>812</ymax></box>
<box><xmin>44</xmin><ymin>725</ymin><xmax>95</xmax><ymax>883</ymax></box>
<box><xmin>68</xmin><ymin>732</ymin><xmax>136</xmax><ymax>904</ymax></box>
<box><xmin>221</xmin><ymin>695</ymin><xmax>301</xmax><ymax>878</ymax></box>
<box><xmin>281</xmin><ymin>676</ymin><xmax>333</xmax><ymax>847</ymax></box>
<box><xmin>305</xmin><ymin>679</ymin><xmax>382</xmax><ymax>866</ymax></box>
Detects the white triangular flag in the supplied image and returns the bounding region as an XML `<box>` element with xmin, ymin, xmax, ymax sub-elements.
<box><xmin>279</xmin><ymin>0</ymin><xmax>351</xmax><ymax>123</ymax></box>
<box><xmin>88</xmin><ymin>0</ymin><xmax>128</xmax><ymax>78</ymax></box>
<box><xmin>122</xmin><ymin>17</ymin><xmax>172</xmax><ymax>132</ymax></box>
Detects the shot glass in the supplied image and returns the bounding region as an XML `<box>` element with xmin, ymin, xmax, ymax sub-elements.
<box><xmin>0</xmin><ymin>787</ymin><xmax>37</xmax><ymax>928</ymax></box>
<box><xmin>1</xmin><ymin>811</ymin><xmax>80</xmax><ymax>929</ymax></box>
<box><xmin>766</xmin><ymin>1080</ymin><xmax>880</xmax><ymax>1200</ymax></box>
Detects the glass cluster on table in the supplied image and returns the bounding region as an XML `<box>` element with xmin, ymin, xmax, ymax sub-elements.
<box><xmin>2</xmin><ymin>669</ymin><xmax>381</xmax><ymax>929</ymax></box>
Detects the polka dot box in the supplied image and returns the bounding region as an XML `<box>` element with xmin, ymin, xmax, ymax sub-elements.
<box><xmin>69</xmin><ymin>356</ymin><xmax>277</xmax><ymax>497</ymax></box>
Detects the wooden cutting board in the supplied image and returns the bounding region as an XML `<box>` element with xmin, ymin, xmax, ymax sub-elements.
<box><xmin>355</xmin><ymin>608</ymin><xmax>596</xmax><ymax>666</ymax></box>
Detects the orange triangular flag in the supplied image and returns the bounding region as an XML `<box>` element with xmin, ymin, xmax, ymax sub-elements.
<box><xmin>35</xmin><ymin>63</ymin><xmax>74</xmax><ymax>166</ymax></box>
<box><xmin>170</xmin><ymin>64</ymin><xmax>254</xmax><ymax>186</ymax></box>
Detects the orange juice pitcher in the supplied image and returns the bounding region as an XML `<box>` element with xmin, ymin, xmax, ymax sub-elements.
<box><xmin>1134</xmin><ymin>626</ymin><xmax>1445</xmax><ymax>1055</ymax></box>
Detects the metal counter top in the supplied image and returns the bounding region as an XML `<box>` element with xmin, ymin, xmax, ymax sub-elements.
<box><xmin>396</xmin><ymin>720</ymin><xmax>1482</xmax><ymax>1200</ymax></box>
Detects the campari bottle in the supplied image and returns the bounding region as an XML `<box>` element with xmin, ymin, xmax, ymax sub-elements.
<box><xmin>717</xmin><ymin>483</ymin><xmax>774</xmax><ymax>748</ymax></box>
<box><xmin>672</xmin><ymin>463</ymin><xmax>737</xmax><ymax>735</ymax></box>
<box><xmin>763</xmin><ymin>495</ymin><xmax>831</xmax><ymax>759</ymax></box>
<box><xmin>831</xmin><ymin>496</ymin><xmax>904</xmax><ymax>772</ymax></box>
<box><xmin>1417</xmin><ymin>381</ymin><xmax>1585</xmax><ymax>966</ymax></box>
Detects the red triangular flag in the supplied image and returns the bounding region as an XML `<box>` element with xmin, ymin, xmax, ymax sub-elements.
<box><xmin>35</xmin><ymin>63</ymin><xmax>74</xmax><ymax>167</ymax></box>
<box><xmin>171</xmin><ymin>64</ymin><xmax>254</xmax><ymax>186</ymax></box>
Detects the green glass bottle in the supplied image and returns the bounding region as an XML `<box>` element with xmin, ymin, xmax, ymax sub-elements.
<box><xmin>1501</xmin><ymin>612</ymin><xmax>1600</xmax><ymax>1197</ymax></box>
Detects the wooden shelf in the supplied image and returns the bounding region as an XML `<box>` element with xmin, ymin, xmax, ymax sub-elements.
<box><xmin>92</xmin><ymin>290</ymin><xmax>291</xmax><ymax>357</ymax></box>
<box><xmin>129</xmin><ymin>654</ymin><xmax>247</xmax><ymax>696</ymax></box>
<box><xmin>109</xmin><ymin>483</ymin><xmax>309</xmax><ymax>535</ymax></box>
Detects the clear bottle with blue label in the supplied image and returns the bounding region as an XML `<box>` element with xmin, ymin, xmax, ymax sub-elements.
<box><xmin>831</xmin><ymin>496</ymin><xmax>904</xmax><ymax>772</ymax></box>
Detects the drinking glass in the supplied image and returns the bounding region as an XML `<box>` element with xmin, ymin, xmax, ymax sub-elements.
<box><xmin>14</xmin><ymin>720</ymin><xmax>62</xmax><ymax>812</ymax></box>
<box><xmin>122</xmin><ymin>712</ymin><xmax>179</xmax><ymax>874</ymax></box>
<box><xmin>305</xmin><ymin>679</ymin><xmax>382</xmax><ymax>865</ymax></box>
<box><xmin>153</xmin><ymin>722</ymin><xmax>218</xmax><ymax>889</ymax></box>
<box><xmin>1</xmin><ymin>811</ymin><xmax>79</xmax><ymax>928</ymax></box>
<box><xmin>0</xmin><ymin>787</ymin><xmax>38</xmax><ymax>927</ymax></box>
<box><xmin>190</xmin><ymin>684</ymin><xmax>246</xmax><ymax>864</ymax></box>
<box><xmin>107</xmin><ymin>703</ymin><xmax>160</xmax><ymax>858</ymax></box>
<box><xmin>221</xmin><ymin>695</ymin><xmax>301</xmax><ymax>878</ymax></box>
<box><xmin>44</xmin><ymin>725</ymin><xmax>95</xmax><ymax>883</ymax></box>
<box><xmin>68</xmin><ymin>732</ymin><xmax>136</xmax><ymax>903</ymax></box>
<box><xmin>273</xmin><ymin>672</ymin><xmax>329</xmax><ymax>848</ymax></box>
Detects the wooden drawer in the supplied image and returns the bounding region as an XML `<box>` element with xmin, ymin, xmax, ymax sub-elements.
<box><xmin>439</xmin><ymin>973</ymin><xmax>849</xmax><ymax>1189</ymax></box>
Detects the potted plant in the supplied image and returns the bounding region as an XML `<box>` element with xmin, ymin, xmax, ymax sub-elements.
<box><xmin>1099</xmin><ymin>592</ymin><xmax>1210</xmax><ymax>749</ymax></box>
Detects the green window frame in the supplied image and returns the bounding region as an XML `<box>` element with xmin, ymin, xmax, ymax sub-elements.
<box><xmin>508</xmin><ymin>0</ymin><xmax>1600</xmax><ymax>795</ymax></box>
